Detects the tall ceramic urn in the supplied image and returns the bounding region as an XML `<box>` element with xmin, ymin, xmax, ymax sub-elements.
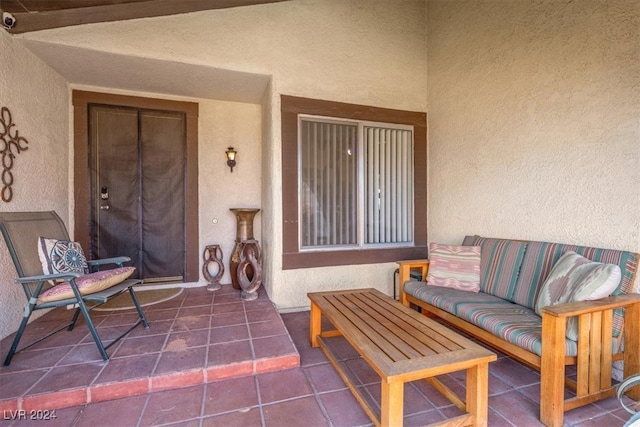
<box><xmin>229</xmin><ymin>208</ymin><xmax>262</xmax><ymax>299</ymax></box>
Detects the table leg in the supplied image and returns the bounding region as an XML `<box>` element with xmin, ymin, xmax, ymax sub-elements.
<box><xmin>466</xmin><ymin>362</ymin><xmax>489</xmax><ymax>427</ymax></box>
<box><xmin>310</xmin><ymin>301</ymin><xmax>321</xmax><ymax>348</ymax></box>
<box><xmin>381</xmin><ymin>380</ymin><xmax>403</xmax><ymax>426</ymax></box>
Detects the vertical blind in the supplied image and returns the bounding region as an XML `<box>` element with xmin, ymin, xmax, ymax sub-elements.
<box><xmin>300</xmin><ymin>118</ymin><xmax>413</xmax><ymax>249</ymax></box>
<box><xmin>364</xmin><ymin>126</ymin><xmax>414</xmax><ymax>244</ymax></box>
<box><xmin>300</xmin><ymin>120</ymin><xmax>357</xmax><ymax>248</ymax></box>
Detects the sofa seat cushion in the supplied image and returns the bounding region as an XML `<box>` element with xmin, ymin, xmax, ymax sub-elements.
<box><xmin>403</xmin><ymin>281</ymin><xmax>578</xmax><ymax>357</ymax></box>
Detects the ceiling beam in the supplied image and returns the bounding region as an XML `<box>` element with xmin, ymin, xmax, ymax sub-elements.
<box><xmin>2</xmin><ymin>0</ymin><xmax>288</xmax><ymax>33</ymax></box>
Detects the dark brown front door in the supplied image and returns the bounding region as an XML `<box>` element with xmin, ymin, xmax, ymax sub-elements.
<box><xmin>89</xmin><ymin>104</ymin><xmax>186</xmax><ymax>282</ymax></box>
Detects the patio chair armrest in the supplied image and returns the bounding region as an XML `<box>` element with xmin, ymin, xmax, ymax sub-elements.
<box><xmin>87</xmin><ymin>256</ymin><xmax>132</xmax><ymax>270</ymax></box>
<box><xmin>15</xmin><ymin>272</ymin><xmax>81</xmax><ymax>284</ymax></box>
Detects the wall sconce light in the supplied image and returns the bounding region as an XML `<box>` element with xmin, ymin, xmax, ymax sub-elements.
<box><xmin>226</xmin><ymin>147</ymin><xmax>237</xmax><ymax>172</ymax></box>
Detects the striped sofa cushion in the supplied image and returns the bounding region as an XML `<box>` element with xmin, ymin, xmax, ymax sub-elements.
<box><xmin>403</xmin><ymin>281</ymin><xmax>578</xmax><ymax>356</ymax></box>
<box><xmin>462</xmin><ymin>236</ymin><xmax>527</xmax><ymax>301</ymax></box>
<box><xmin>455</xmin><ymin>301</ymin><xmax>578</xmax><ymax>356</ymax></box>
<box><xmin>403</xmin><ymin>281</ymin><xmax>502</xmax><ymax>316</ymax></box>
<box><xmin>513</xmin><ymin>241</ymin><xmax>563</xmax><ymax>309</ymax></box>
<box><xmin>516</xmin><ymin>240</ymin><xmax>638</xmax><ymax>337</ymax></box>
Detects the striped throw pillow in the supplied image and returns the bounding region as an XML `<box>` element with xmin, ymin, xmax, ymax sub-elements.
<box><xmin>427</xmin><ymin>243</ymin><xmax>481</xmax><ymax>292</ymax></box>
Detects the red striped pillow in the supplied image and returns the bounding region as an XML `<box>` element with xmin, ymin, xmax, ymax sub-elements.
<box><xmin>427</xmin><ymin>243</ymin><xmax>481</xmax><ymax>292</ymax></box>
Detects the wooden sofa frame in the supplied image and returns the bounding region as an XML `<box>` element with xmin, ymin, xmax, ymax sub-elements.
<box><xmin>398</xmin><ymin>260</ymin><xmax>640</xmax><ymax>427</ymax></box>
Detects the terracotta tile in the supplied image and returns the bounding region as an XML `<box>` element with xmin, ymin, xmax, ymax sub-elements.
<box><xmin>75</xmin><ymin>394</ymin><xmax>147</xmax><ymax>426</ymax></box>
<box><xmin>488</xmin><ymin>390</ymin><xmax>541</xmax><ymax>425</ymax></box>
<box><xmin>139</xmin><ymin>384</ymin><xmax>204</xmax><ymax>426</ymax></box>
<box><xmin>206</xmin><ymin>362</ymin><xmax>253</xmax><ymax>382</ymax></box>
<box><xmin>129</xmin><ymin>319</ymin><xmax>173</xmax><ymax>337</ymax></box>
<box><xmin>27</xmin><ymin>363</ymin><xmax>104</xmax><ymax>394</ymax></box>
<box><xmin>248</xmin><ymin>320</ymin><xmax>288</xmax><ymax>339</ymax></box>
<box><xmin>0</xmin><ymin>347</ymin><xmax>70</xmax><ymax>373</ymax></box>
<box><xmin>209</xmin><ymin>324</ymin><xmax>250</xmax><ymax>344</ymax></box>
<box><xmin>0</xmin><ymin>370</ymin><xmax>49</xmax><ymax>399</ymax></box>
<box><xmin>245</xmin><ymin>307</ymin><xmax>282</xmax><ymax>323</ymax></box>
<box><xmin>17</xmin><ymin>327</ymin><xmax>89</xmax><ymax>351</ymax></box>
<box><xmin>178</xmin><ymin>304</ymin><xmax>212</xmax><ymax>317</ymax></box>
<box><xmin>318</xmin><ymin>389</ymin><xmax>372</xmax><ymax>427</ymax></box>
<box><xmin>201</xmin><ymin>407</ymin><xmax>262</xmax><ymax>427</ymax></box>
<box><xmin>3</xmin><ymin>405</ymin><xmax>85</xmax><ymax>427</ymax></box>
<box><xmin>490</xmin><ymin>357</ymin><xmax>540</xmax><ymax>388</ymax></box>
<box><xmin>22</xmin><ymin>388</ymin><xmax>87</xmax><ymax>411</ymax></box>
<box><xmin>252</xmin><ymin>335</ymin><xmax>296</xmax><ymax>359</ymax></box>
<box><xmin>165</xmin><ymin>329</ymin><xmax>210</xmax><ymax>350</ymax></box>
<box><xmin>112</xmin><ymin>334</ymin><xmax>166</xmax><ymax>357</ymax></box>
<box><xmin>171</xmin><ymin>315</ymin><xmax>211</xmax><ymax>332</ymax></box>
<box><xmin>404</xmin><ymin>410</ymin><xmax>447</xmax><ymax>426</ymax></box>
<box><xmin>96</xmin><ymin>313</ymin><xmax>141</xmax><ymax>328</ymax></box>
<box><xmin>208</xmin><ymin>340</ymin><xmax>253</xmax><ymax>367</ymax></box>
<box><xmin>150</xmin><ymin>369</ymin><xmax>205</xmax><ymax>392</ymax></box>
<box><xmin>213</xmin><ymin>293</ymin><xmax>242</xmax><ymax>304</ymax></box>
<box><xmin>262</xmin><ymin>396</ymin><xmax>328</xmax><ymax>426</ymax></box>
<box><xmin>94</xmin><ymin>353</ymin><xmax>157</xmax><ymax>384</ymax></box>
<box><xmin>211</xmin><ymin>302</ymin><xmax>244</xmax><ymax>314</ymax></box>
<box><xmin>154</xmin><ymin>346</ymin><xmax>207</xmax><ymax>375</ymax></box>
<box><xmin>203</xmin><ymin>376</ymin><xmax>258</xmax><ymax>415</ymax></box>
<box><xmin>0</xmin><ymin>398</ymin><xmax>18</xmax><ymax>413</ymax></box>
<box><xmin>143</xmin><ymin>308</ymin><xmax>179</xmax><ymax>321</ymax></box>
<box><xmin>322</xmin><ymin>336</ymin><xmax>360</xmax><ymax>360</ymax></box>
<box><xmin>210</xmin><ymin>312</ymin><xmax>247</xmax><ymax>328</ymax></box>
<box><xmin>344</xmin><ymin>358</ymin><xmax>380</xmax><ymax>385</ymax></box>
<box><xmin>297</xmin><ymin>345</ymin><xmax>329</xmax><ymax>367</ymax></box>
<box><xmin>254</xmin><ymin>354</ymin><xmax>300</xmax><ymax>374</ymax></box>
<box><xmin>58</xmin><ymin>343</ymin><xmax>105</xmax><ymax>365</ymax></box>
<box><xmin>90</xmin><ymin>377</ymin><xmax>149</xmax><ymax>402</ymax></box>
<box><xmin>257</xmin><ymin>368</ymin><xmax>312</xmax><ymax>404</ymax></box>
<box><xmin>305</xmin><ymin>363</ymin><xmax>347</xmax><ymax>393</ymax></box>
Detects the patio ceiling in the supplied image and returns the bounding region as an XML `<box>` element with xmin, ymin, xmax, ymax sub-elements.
<box><xmin>1</xmin><ymin>0</ymin><xmax>288</xmax><ymax>33</ymax></box>
<box><xmin>3</xmin><ymin>0</ymin><xmax>278</xmax><ymax>103</ymax></box>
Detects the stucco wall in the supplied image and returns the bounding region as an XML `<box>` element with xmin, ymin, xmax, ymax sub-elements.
<box><xmin>19</xmin><ymin>0</ymin><xmax>429</xmax><ymax>310</ymax></box>
<box><xmin>426</xmin><ymin>0</ymin><xmax>640</xmax><ymax>259</ymax></box>
<box><xmin>0</xmin><ymin>30</ymin><xmax>69</xmax><ymax>340</ymax></box>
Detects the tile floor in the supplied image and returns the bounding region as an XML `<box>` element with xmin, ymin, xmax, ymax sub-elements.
<box><xmin>0</xmin><ymin>285</ymin><xmax>635</xmax><ymax>427</ymax></box>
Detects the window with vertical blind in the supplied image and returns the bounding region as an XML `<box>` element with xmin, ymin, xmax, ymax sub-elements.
<box><xmin>299</xmin><ymin>117</ymin><xmax>414</xmax><ymax>250</ymax></box>
<box><xmin>282</xmin><ymin>95</ymin><xmax>427</xmax><ymax>269</ymax></box>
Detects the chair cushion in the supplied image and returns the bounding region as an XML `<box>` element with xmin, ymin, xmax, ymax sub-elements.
<box><xmin>426</xmin><ymin>243</ymin><xmax>481</xmax><ymax>292</ymax></box>
<box><xmin>38</xmin><ymin>237</ymin><xmax>88</xmax><ymax>275</ymax></box>
<box><xmin>535</xmin><ymin>251</ymin><xmax>621</xmax><ymax>340</ymax></box>
<box><xmin>38</xmin><ymin>267</ymin><xmax>135</xmax><ymax>303</ymax></box>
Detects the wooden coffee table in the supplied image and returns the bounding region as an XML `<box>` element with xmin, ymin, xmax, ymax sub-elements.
<box><xmin>308</xmin><ymin>288</ymin><xmax>496</xmax><ymax>427</ymax></box>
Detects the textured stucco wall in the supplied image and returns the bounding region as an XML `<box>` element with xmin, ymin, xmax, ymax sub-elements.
<box><xmin>19</xmin><ymin>0</ymin><xmax>428</xmax><ymax>311</ymax></box>
<box><xmin>0</xmin><ymin>30</ymin><xmax>69</xmax><ymax>340</ymax></box>
<box><xmin>427</xmin><ymin>1</ymin><xmax>640</xmax><ymax>258</ymax></box>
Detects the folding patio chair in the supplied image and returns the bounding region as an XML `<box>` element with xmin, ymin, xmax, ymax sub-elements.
<box><xmin>1</xmin><ymin>211</ymin><xmax>149</xmax><ymax>365</ymax></box>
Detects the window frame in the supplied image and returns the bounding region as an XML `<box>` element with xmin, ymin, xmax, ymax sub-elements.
<box><xmin>282</xmin><ymin>95</ymin><xmax>427</xmax><ymax>270</ymax></box>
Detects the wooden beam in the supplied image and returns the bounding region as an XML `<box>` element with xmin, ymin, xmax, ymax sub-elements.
<box><xmin>3</xmin><ymin>0</ymin><xmax>288</xmax><ymax>33</ymax></box>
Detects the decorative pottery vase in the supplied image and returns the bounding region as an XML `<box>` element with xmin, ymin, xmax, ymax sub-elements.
<box><xmin>202</xmin><ymin>245</ymin><xmax>224</xmax><ymax>291</ymax></box>
<box><xmin>237</xmin><ymin>239</ymin><xmax>262</xmax><ymax>300</ymax></box>
<box><xmin>229</xmin><ymin>208</ymin><xmax>261</xmax><ymax>290</ymax></box>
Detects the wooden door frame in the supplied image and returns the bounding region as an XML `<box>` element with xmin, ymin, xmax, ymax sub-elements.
<box><xmin>72</xmin><ymin>90</ymin><xmax>199</xmax><ymax>282</ymax></box>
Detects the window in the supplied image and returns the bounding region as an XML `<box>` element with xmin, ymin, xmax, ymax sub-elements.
<box><xmin>299</xmin><ymin>117</ymin><xmax>414</xmax><ymax>249</ymax></box>
<box><xmin>282</xmin><ymin>95</ymin><xmax>427</xmax><ymax>269</ymax></box>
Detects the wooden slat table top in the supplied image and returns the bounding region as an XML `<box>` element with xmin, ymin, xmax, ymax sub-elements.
<box><xmin>308</xmin><ymin>288</ymin><xmax>496</xmax><ymax>381</ymax></box>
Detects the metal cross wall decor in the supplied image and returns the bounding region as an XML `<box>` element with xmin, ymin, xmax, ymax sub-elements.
<box><xmin>0</xmin><ymin>107</ymin><xmax>29</xmax><ymax>202</ymax></box>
